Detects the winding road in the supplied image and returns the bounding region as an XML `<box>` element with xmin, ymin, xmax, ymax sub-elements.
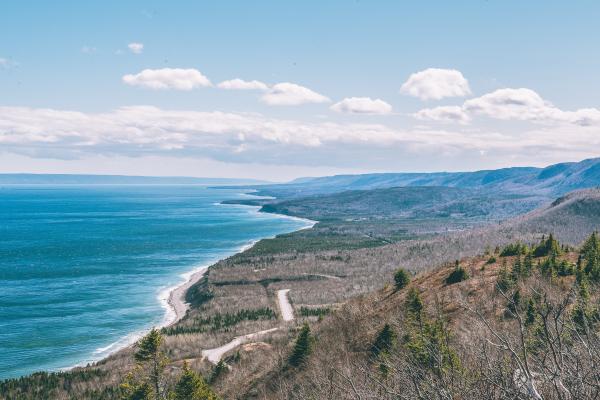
<box><xmin>201</xmin><ymin>328</ymin><xmax>280</xmax><ymax>363</ymax></box>
<box><xmin>202</xmin><ymin>288</ymin><xmax>295</xmax><ymax>364</ymax></box>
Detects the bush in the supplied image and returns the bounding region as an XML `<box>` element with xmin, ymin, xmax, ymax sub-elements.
<box><xmin>394</xmin><ymin>268</ymin><xmax>411</xmax><ymax>290</ymax></box>
<box><xmin>445</xmin><ymin>261</ymin><xmax>469</xmax><ymax>285</ymax></box>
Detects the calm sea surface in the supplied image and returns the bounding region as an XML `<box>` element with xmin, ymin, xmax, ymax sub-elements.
<box><xmin>0</xmin><ymin>185</ymin><xmax>309</xmax><ymax>379</ymax></box>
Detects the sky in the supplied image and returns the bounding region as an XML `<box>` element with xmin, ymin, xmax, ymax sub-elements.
<box><xmin>1</xmin><ymin>1</ymin><xmax>600</xmax><ymax>181</ymax></box>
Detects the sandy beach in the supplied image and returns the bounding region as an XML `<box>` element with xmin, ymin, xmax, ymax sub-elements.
<box><xmin>166</xmin><ymin>266</ymin><xmax>209</xmax><ymax>325</ymax></box>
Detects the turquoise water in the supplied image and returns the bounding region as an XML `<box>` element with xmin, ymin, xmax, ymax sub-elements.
<box><xmin>0</xmin><ymin>185</ymin><xmax>309</xmax><ymax>379</ymax></box>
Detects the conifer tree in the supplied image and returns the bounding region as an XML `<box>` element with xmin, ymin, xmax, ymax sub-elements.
<box><xmin>371</xmin><ymin>323</ymin><xmax>397</xmax><ymax>357</ymax></box>
<box><xmin>133</xmin><ymin>328</ymin><xmax>167</xmax><ymax>400</ymax></box>
<box><xmin>394</xmin><ymin>268</ymin><xmax>410</xmax><ymax>290</ymax></box>
<box><xmin>120</xmin><ymin>371</ymin><xmax>153</xmax><ymax>400</ymax></box>
<box><xmin>511</xmin><ymin>255</ymin><xmax>522</xmax><ymax>280</ymax></box>
<box><xmin>445</xmin><ymin>260</ymin><xmax>469</xmax><ymax>285</ymax></box>
<box><xmin>173</xmin><ymin>361</ymin><xmax>219</xmax><ymax>400</ymax></box>
<box><xmin>523</xmin><ymin>253</ymin><xmax>533</xmax><ymax>277</ymax></box>
<box><xmin>525</xmin><ymin>298</ymin><xmax>536</xmax><ymax>327</ymax></box>
<box><xmin>209</xmin><ymin>360</ymin><xmax>228</xmax><ymax>384</ymax></box>
<box><xmin>406</xmin><ymin>287</ymin><xmax>424</xmax><ymax>321</ymax></box>
<box><xmin>533</xmin><ymin>233</ymin><xmax>561</xmax><ymax>257</ymax></box>
<box><xmin>497</xmin><ymin>259</ymin><xmax>514</xmax><ymax>292</ymax></box>
<box><xmin>507</xmin><ymin>289</ymin><xmax>521</xmax><ymax>315</ymax></box>
<box><xmin>288</xmin><ymin>323</ymin><xmax>313</xmax><ymax>367</ymax></box>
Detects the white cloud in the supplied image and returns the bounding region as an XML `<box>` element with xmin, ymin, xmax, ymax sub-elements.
<box><xmin>463</xmin><ymin>88</ymin><xmax>600</xmax><ymax>126</ymax></box>
<box><xmin>0</xmin><ymin>58</ymin><xmax>8</xmax><ymax>67</ymax></box>
<box><xmin>122</xmin><ymin>68</ymin><xmax>211</xmax><ymax>90</ymax></box>
<box><xmin>217</xmin><ymin>78</ymin><xmax>269</xmax><ymax>91</ymax></box>
<box><xmin>413</xmin><ymin>106</ymin><xmax>470</xmax><ymax>124</ymax></box>
<box><xmin>330</xmin><ymin>97</ymin><xmax>392</xmax><ymax>115</ymax></box>
<box><xmin>127</xmin><ymin>42</ymin><xmax>144</xmax><ymax>54</ymax></box>
<box><xmin>260</xmin><ymin>82</ymin><xmax>330</xmax><ymax>106</ymax></box>
<box><xmin>400</xmin><ymin>68</ymin><xmax>471</xmax><ymax>100</ymax></box>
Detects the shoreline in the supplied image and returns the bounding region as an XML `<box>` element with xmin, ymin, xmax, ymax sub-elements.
<box><xmin>73</xmin><ymin>199</ymin><xmax>316</xmax><ymax>373</ymax></box>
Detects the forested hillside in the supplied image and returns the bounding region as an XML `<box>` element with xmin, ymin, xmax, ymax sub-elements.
<box><xmin>247</xmin><ymin>232</ymin><xmax>600</xmax><ymax>399</ymax></box>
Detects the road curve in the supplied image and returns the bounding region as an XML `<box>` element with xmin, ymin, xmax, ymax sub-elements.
<box><xmin>202</xmin><ymin>328</ymin><xmax>279</xmax><ymax>364</ymax></box>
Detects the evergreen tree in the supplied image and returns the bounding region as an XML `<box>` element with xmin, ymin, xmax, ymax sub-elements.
<box><xmin>507</xmin><ymin>289</ymin><xmax>521</xmax><ymax>315</ymax></box>
<box><xmin>371</xmin><ymin>323</ymin><xmax>397</xmax><ymax>357</ymax></box>
<box><xmin>209</xmin><ymin>360</ymin><xmax>228</xmax><ymax>384</ymax></box>
<box><xmin>406</xmin><ymin>287</ymin><xmax>424</xmax><ymax>321</ymax></box>
<box><xmin>173</xmin><ymin>361</ymin><xmax>219</xmax><ymax>400</ymax></box>
<box><xmin>582</xmin><ymin>231</ymin><xmax>600</xmax><ymax>260</ymax></box>
<box><xmin>133</xmin><ymin>329</ymin><xmax>167</xmax><ymax>400</ymax></box>
<box><xmin>525</xmin><ymin>298</ymin><xmax>536</xmax><ymax>327</ymax></box>
<box><xmin>393</xmin><ymin>268</ymin><xmax>410</xmax><ymax>290</ymax></box>
<box><xmin>582</xmin><ymin>232</ymin><xmax>600</xmax><ymax>280</ymax></box>
<box><xmin>445</xmin><ymin>260</ymin><xmax>469</xmax><ymax>285</ymax></box>
<box><xmin>533</xmin><ymin>234</ymin><xmax>561</xmax><ymax>257</ymax></box>
<box><xmin>557</xmin><ymin>260</ymin><xmax>575</xmax><ymax>276</ymax></box>
<box><xmin>496</xmin><ymin>260</ymin><xmax>514</xmax><ymax>292</ymax></box>
<box><xmin>120</xmin><ymin>372</ymin><xmax>153</xmax><ymax>400</ymax></box>
<box><xmin>288</xmin><ymin>323</ymin><xmax>313</xmax><ymax>367</ymax></box>
<box><xmin>523</xmin><ymin>253</ymin><xmax>533</xmax><ymax>277</ymax></box>
<box><xmin>403</xmin><ymin>315</ymin><xmax>460</xmax><ymax>375</ymax></box>
<box><xmin>511</xmin><ymin>255</ymin><xmax>522</xmax><ymax>280</ymax></box>
<box><xmin>579</xmin><ymin>279</ymin><xmax>591</xmax><ymax>302</ymax></box>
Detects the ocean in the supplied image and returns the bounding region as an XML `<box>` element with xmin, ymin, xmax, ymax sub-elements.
<box><xmin>0</xmin><ymin>185</ymin><xmax>310</xmax><ymax>379</ymax></box>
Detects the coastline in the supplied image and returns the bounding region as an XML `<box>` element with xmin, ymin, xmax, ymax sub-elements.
<box><xmin>79</xmin><ymin>199</ymin><xmax>316</xmax><ymax>372</ymax></box>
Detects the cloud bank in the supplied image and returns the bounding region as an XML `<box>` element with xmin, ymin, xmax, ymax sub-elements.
<box><xmin>1</xmin><ymin>105</ymin><xmax>598</xmax><ymax>170</ymax></box>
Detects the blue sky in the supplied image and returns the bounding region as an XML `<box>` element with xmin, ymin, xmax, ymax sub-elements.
<box><xmin>1</xmin><ymin>1</ymin><xmax>600</xmax><ymax>180</ymax></box>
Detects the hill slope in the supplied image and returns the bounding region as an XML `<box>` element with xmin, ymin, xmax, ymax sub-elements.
<box><xmin>222</xmin><ymin>192</ymin><xmax>600</xmax><ymax>398</ymax></box>
<box><xmin>258</xmin><ymin>186</ymin><xmax>542</xmax><ymax>221</ymax></box>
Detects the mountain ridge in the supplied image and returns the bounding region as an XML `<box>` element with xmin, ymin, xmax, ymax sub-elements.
<box><xmin>243</xmin><ymin>157</ymin><xmax>600</xmax><ymax>199</ymax></box>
